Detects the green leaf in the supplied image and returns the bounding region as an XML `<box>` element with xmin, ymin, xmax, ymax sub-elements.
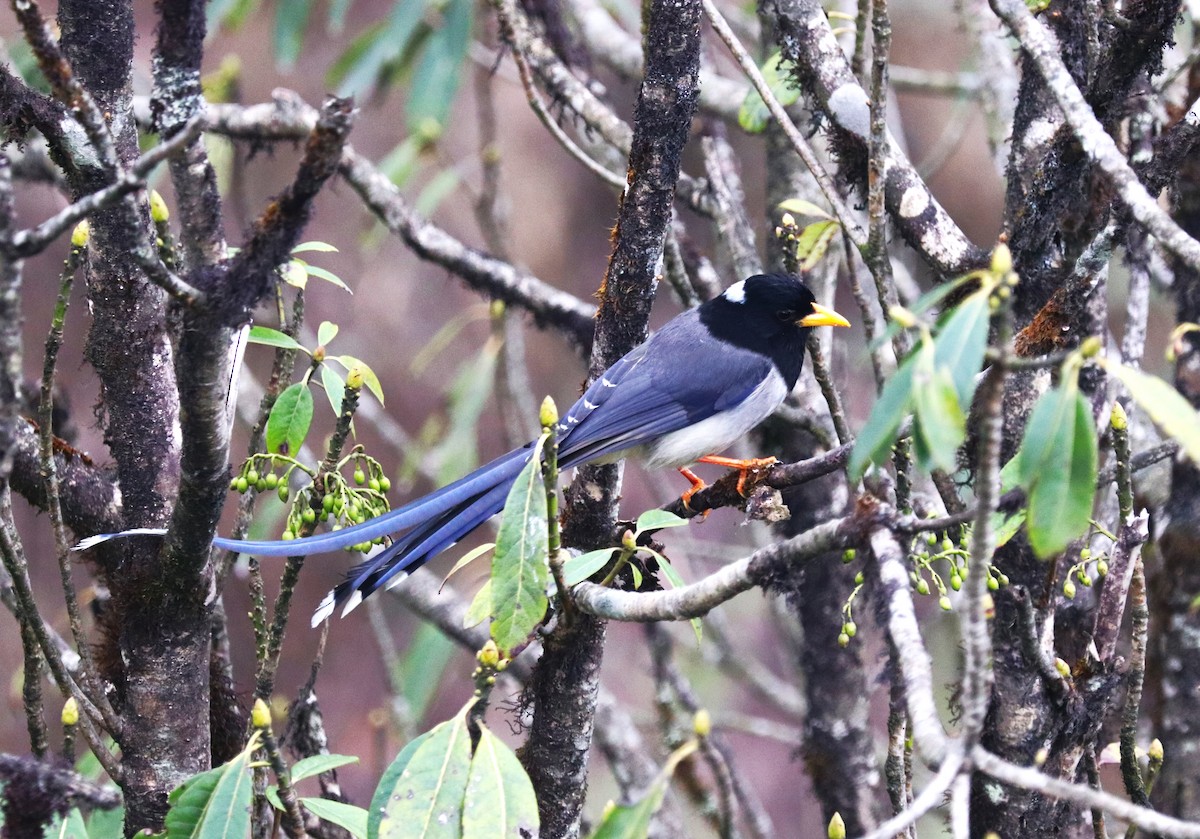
<box><xmin>334</xmin><ymin>356</ymin><xmax>386</xmax><ymax>406</ymax></box>
<box><xmin>266</xmin><ymin>382</ymin><xmax>314</xmax><ymax>455</ymax></box>
<box><xmin>562</xmin><ymin>548</ymin><xmax>619</xmax><ymax>586</ymax></box>
<box><xmin>656</xmin><ymin>556</ymin><xmax>702</xmax><ymax>645</ymax></box>
<box><xmin>463</xmin><ymin>579</ymin><xmax>492</xmax><ymax>629</ymax></box>
<box><xmin>85</xmin><ymin>805</ymin><xmax>123</xmax><ymax>839</ymax></box>
<box><xmin>423</xmin><ymin>338</ymin><xmax>500</xmax><ymax>483</ymax></box>
<box><xmin>589</xmin><ymin>741</ymin><xmax>698</xmax><ymax>839</ymax></box>
<box><xmin>45</xmin><ymin>809</ymin><xmax>88</xmax><ymax>839</ymax></box>
<box><xmin>405</xmin><ymin>0</ymin><xmax>472</xmax><ymax>133</ymax></box>
<box><xmin>373</xmin><ymin>710</ymin><xmax>472</xmax><ymax>839</ymax></box>
<box><xmin>795</xmin><ymin>219</ymin><xmax>841</xmax><ymax>271</ymax></box>
<box><xmin>280</xmin><ymin>260</ymin><xmax>308</xmax><ymax>288</ymax></box>
<box><xmin>317</xmin><ymin>321</ymin><xmax>339</xmax><ymax>346</ymax></box>
<box><xmin>290</xmin><ymin>754</ymin><xmax>359</xmax><ymax>784</ymax></box>
<box><xmin>368</xmin><ymin>728</ymin><xmax>437</xmax><ymax>839</ymax></box>
<box><xmin>415</xmin><ymin>169</ymin><xmax>462</xmax><ymax>218</ymax></box>
<box><xmin>320</xmin><ymin>365</ymin><xmax>346</xmax><ymax>417</ymax></box>
<box><xmin>776</xmin><ymin>198</ymin><xmax>833</xmax><ymax>220</ymax></box>
<box><xmin>869</xmin><ymin>275</ymin><xmax>976</xmax><ymax>354</ymax></box>
<box><xmin>293</xmin><ymin>241</ymin><xmax>339</xmax><ymax>254</ymax></box>
<box><xmin>440</xmin><ymin>542</ymin><xmax>497</xmax><ymax>589</ymax></box>
<box><xmin>490</xmin><ymin>439</ymin><xmax>550</xmax><ymax>652</ymax></box>
<box><xmin>1016</xmin><ymin>384</ymin><xmax>1098</xmax><ymax>558</ymax></box>
<box><xmin>273</xmin><ymin>0</ymin><xmax>312</xmax><ymax>69</ymax></box>
<box><xmin>304</xmin><ymin>264</ymin><xmax>353</xmax><ymax>293</ymax></box>
<box><xmin>737</xmin><ymin>52</ymin><xmax>800</xmax><ymax>134</ymax></box>
<box><xmin>300</xmin><ymin>798</ymin><xmax>368</xmax><ymax>838</ymax></box>
<box><xmin>394</xmin><ymin>622</ymin><xmax>459</xmax><ymax>722</ymax></box>
<box><xmin>848</xmin><ymin>352</ymin><xmax>918</xmax><ymax>481</ymax></box>
<box><xmin>634</xmin><ymin>509</ymin><xmax>690</xmax><ymax>535</ymax></box>
<box><xmin>1104</xmin><ymin>360</ymin><xmax>1200</xmax><ymax>466</ymax></box>
<box><xmin>329</xmin><ymin>0</ymin><xmax>428</xmax><ymax>98</ymax></box>
<box><xmin>248</xmin><ymin>325</ymin><xmax>305</xmax><ymax>352</ymax></box>
<box><xmin>461</xmin><ymin>726</ymin><xmax>540</xmax><ymax>839</ymax></box>
<box><xmin>164</xmin><ymin>734</ymin><xmax>257</xmax><ymax>839</ymax></box>
<box><xmin>932</xmin><ymin>289</ymin><xmax>991</xmax><ymax>406</ymax></box>
<box><xmin>912</xmin><ymin>364</ymin><xmax>966</xmax><ymax>474</ymax></box>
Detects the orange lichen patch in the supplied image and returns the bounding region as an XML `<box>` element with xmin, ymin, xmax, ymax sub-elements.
<box><xmin>1014</xmin><ymin>286</ymin><xmax>1073</xmax><ymax>357</ymax></box>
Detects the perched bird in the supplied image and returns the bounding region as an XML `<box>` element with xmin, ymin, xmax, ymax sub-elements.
<box><xmin>81</xmin><ymin>273</ymin><xmax>848</xmax><ymax>622</ymax></box>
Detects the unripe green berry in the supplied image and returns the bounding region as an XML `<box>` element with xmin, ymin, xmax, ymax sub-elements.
<box><xmin>255</xmin><ymin>478</ymin><xmax>267</xmax><ymax>492</ymax></box>
<box><xmin>843</xmin><ymin>621</ymin><xmax>857</xmax><ymax>638</ymax></box>
<box><xmin>302</xmin><ymin>508</ymin><xmax>316</xmax><ymax>524</ymax></box>
<box><xmin>854</xmin><ymin>571</ymin><xmax>865</xmax><ymax>585</ymax></box>
<box><xmin>1063</xmin><ymin>581</ymin><xmax>1076</xmax><ymax>599</ymax></box>
<box><xmin>999</xmin><ymin>573</ymin><xmax>1010</xmax><ymax>586</ymax></box>
<box><xmin>380</xmin><ymin>477</ymin><xmax>392</xmax><ymax>492</ymax></box>
<box><xmin>277</xmin><ymin>485</ymin><xmax>289</xmax><ymax>502</ymax></box>
<box><xmin>842</xmin><ymin>549</ymin><xmax>856</xmax><ymax>564</ymax></box>
<box><xmin>925</xmin><ymin>533</ymin><xmax>938</xmax><ymax>546</ymax></box>
<box><xmin>369</xmin><ymin>478</ymin><xmax>381</xmax><ymax>492</ymax></box>
<box><xmin>354</xmin><ymin>468</ymin><xmax>366</xmax><ymax>485</ymax></box>
<box><xmin>939</xmin><ymin>596</ymin><xmax>952</xmax><ymax>611</ymax></box>
<box><xmin>1080</xmin><ymin>574</ymin><xmax>1092</xmax><ymax>587</ymax></box>
<box><xmin>229</xmin><ymin>478</ymin><xmax>239</xmax><ymax>491</ymax></box>
<box><xmin>235</xmin><ymin>476</ymin><xmax>249</xmax><ymax>493</ymax></box>
<box><xmin>246</xmin><ymin>469</ymin><xmax>259</xmax><ymax>485</ymax></box>
<box><xmin>1096</xmin><ymin>560</ymin><xmax>1109</xmax><ymax>577</ymax></box>
<box><xmin>1080</xmin><ymin>548</ymin><xmax>1091</xmax><ymax>560</ymax></box>
<box><xmin>837</xmin><ymin>632</ymin><xmax>850</xmax><ymax>648</ymax></box>
<box><xmin>916</xmin><ymin>579</ymin><xmax>930</xmax><ymax>596</ymax></box>
<box><xmin>282</xmin><ymin>529</ymin><xmax>295</xmax><ymax>540</ymax></box>
<box><xmin>265</xmin><ymin>473</ymin><xmax>279</xmax><ymax>490</ymax></box>
<box><xmin>988</xmin><ymin>576</ymin><xmax>999</xmax><ymax>591</ymax></box>
<box><xmin>322</xmin><ymin>494</ymin><xmax>335</xmax><ymax>513</ymax></box>
<box><xmin>950</xmin><ymin>573</ymin><xmax>962</xmax><ymax>591</ymax></box>
<box><xmin>942</xmin><ymin>538</ymin><xmax>954</xmax><ymax>553</ymax></box>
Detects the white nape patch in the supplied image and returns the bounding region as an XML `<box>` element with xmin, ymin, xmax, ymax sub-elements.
<box><xmin>722</xmin><ymin>280</ymin><xmax>747</xmax><ymax>304</ymax></box>
<box><xmin>311</xmin><ymin>591</ymin><xmax>336</xmax><ymax>627</ymax></box>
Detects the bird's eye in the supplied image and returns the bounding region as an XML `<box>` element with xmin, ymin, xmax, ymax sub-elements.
<box><xmin>776</xmin><ymin>309</ymin><xmax>796</xmax><ymax>322</ymax></box>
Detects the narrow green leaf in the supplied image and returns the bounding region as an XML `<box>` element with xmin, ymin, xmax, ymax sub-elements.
<box><xmin>395</xmin><ymin>622</ymin><xmax>459</xmax><ymax>722</ymax></box>
<box><xmin>440</xmin><ymin>542</ymin><xmax>497</xmax><ymax>589</ymax></box>
<box><xmin>304</xmin><ymin>264</ymin><xmax>353</xmax><ymax>293</ymax></box>
<box><xmin>461</xmin><ymin>726</ymin><xmax>539</xmax><ymax>839</ymax></box>
<box><xmin>796</xmin><ymin>220</ymin><xmax>841</xmax><ymax>271</ymax></box>
<box><xmin>300</xmin><ymin>798</ymin><xmax>368</xmax><ymax>838</ymax></box>
<box><xmin>334</xmin><ymin>355</ymin><xmax>386</xmax><ymax>406</ymax></box>
<box><xmin>317</xmin><ymin>321</ymin><xmax>339</xmax><ymax>346</ymax></box>
<box><xmin>266</xmin><ymin>383</ymin><xmax>314</xmax><ymax>455</ymax></box>
<box><xmin>423</xmin><ymin>339</ymin><xmax>500</xmax><ymax>483</ymax></box>
<box><xmin>656</xmin><ymin>556</ymin><xmax>702</xmax><ymax>645</ymax></box>
<box><xmin>463</xmin><ymin>579</ymin><xmax>492</xmax><ymax>629</ymax></box>
<box><xmin>1104</xmin><ymin>360</ymin><xmax>1200</xmax><ymax>465</ymax></box>
<box><xmin>589</xmin><ymin>741</ymin><xmax>698</xmax><ymax>839</ymax></box>
<box><xmin>562</xmin><ymin>548</ymin><xmax>619</xmax><ymax>586</ymax></box>
<box><xmin>368</xmin><ymin>727</ymin><xmax>439</xmax><ymax>839</ymax></box>
<box><xmin>85</xmin><ymin>805</ymin><xmax>123</xmax><ymax>839</ymax></box>
<box><xmin>280</xmin><ymin>260</ymin><xmax>308</xmax><ymax>288</ymax></box>
<box><xmin>375</xmin><ymin>710</ymin><xmax>472</xmax><ymax>839</ymax></box>
<box><xmin>46</xmin><ymin>809</ymin><xmax>88</xmax><ymax>839</ymax></box>
<box><xmin>776</xmin><ymin>198</ymin><xmax>833</xmax><ymax>220</ymax></box>
<box><xmin>293</xmin><ymin>241</ymin><xmax>339</xmax><ymax>254</ymax></box>
<box><xmin>164</xmin><ymin>734</ymin><xmax>257</xmax><ymax>839</ymax></box>
<box><xmin>737</xmin><ymin>52</ymin><xmax>800</xmax><ymax>134</ymax></box>
<box><xmin>869</xmin><ymin>274</ymin><xmax>976</xmax><ymax>354</ymax></box>
<box><xmin>912</xmin><ymin>365</ymin><xmax>966</xmax><ymax>474</ymax></box>
<box><xmin>273</xmin><ymin>0</ymin><xmax>312</xmax><ymax>68</ymax></box>
<box><xmin>248</xmin><ymin>326</ymin><xmax>304</xmax><ymax>352</ymax></box>
<box><xmin>405</xmin><ymin>0</ymin><xmax>472</xmax><ymax>133</ymax></box>
<box><xmin>933</xmin><ymin>289</ymin><xmax>990</xmax><ymax>406</ymax></box>
<box><xmin>491</xmin><ymin>438</ymin><xmax>550</xmax><ymax>652</ymax></box>
<box><xmin>320</xmin><ymin>365</ymin><xmax>346</xmax><ymax>417</ymax></box>
<box><xmin>634</xmin><ymin>509</ymin><xmax>690</xmax><ymax>535</ymax></box>
<box><xmin>848</xmin><ymin>352</ymin><xmax>918</xmax><ymax>481</ymax></box>
<box><xmin>290</xmin><ymin>754</ymin><xmax>359</xmax><ymax>784</ymax></box>
<box><xmin>1017</xmin><ymin>385</ymin><xmax>1098</xmax><ymax>558</ymax></box>
<box><xmin>415</xmin><ymin>169</ymin><xmax>462</xmax><ymax>218</ymax></box>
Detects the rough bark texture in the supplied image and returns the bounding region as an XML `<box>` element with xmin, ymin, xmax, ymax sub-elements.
<box><xmin>1152</xmin><ymin>60</ymin><xmax>1200</xmax><ymax>821</ymax></box>
<box><xmin>519</xmin><ymin>0</ymin><xmax>702</xmax><ymax>834</ymax></box>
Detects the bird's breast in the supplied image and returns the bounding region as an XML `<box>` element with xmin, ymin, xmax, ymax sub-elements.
<box><xmin>641</xmin><ymin>368</ymin><xmax>789</xmax><ymax>469</ymax></box>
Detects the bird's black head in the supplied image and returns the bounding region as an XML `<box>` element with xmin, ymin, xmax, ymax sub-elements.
<box><xmin>699</xmin><ymin>273</ymin><xmax>850</xmax><ymax>387</ymax></box>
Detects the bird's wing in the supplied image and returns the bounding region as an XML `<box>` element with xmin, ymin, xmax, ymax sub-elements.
<box><xmin>559</xmin><ymin>312</ymin><xmax>775</xmax><ymax>465</ymax></box>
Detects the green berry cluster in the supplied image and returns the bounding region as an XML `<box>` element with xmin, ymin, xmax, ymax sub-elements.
<box><xmin>1061</xmin><ymin>547</ymin><xmax>1109</xmax><ymax>600</ymax></box>
<box><xmin>230</xmin><ymin>448</ymin><xmax>394</xmax><ymax>551</ymax></box>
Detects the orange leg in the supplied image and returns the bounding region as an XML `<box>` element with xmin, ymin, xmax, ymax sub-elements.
<box><xmin>696</xmin><ymin>455</ymin><xmax>778</xmax><ymax>496</ymax></box>
<box><xmin>678</xmin><ymin>467</ymin><xmax>707</xmax><ymax>511</ymax></box>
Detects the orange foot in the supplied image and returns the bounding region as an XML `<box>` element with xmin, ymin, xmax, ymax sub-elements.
<box><xmin>696</xmin><ymin>455</ymin><xmax>779</xmax><ymax>496</ymax></box>
<box><xmin>678</xmin><ymin>467</ymin><xmax>708</xmax><ymax>514</ymax></box>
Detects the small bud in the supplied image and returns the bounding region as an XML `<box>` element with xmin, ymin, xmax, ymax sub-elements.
<box><xmin>1096</xmin><ymin>559</ymin><xmax>1109</xmax><ymax>577</ymax></box>
<box><xmin>1149</xmin><ymin>739</ymin><xmax>1164</xmax><ymax>762</ymax></box>
<box><xmin>827</xmin><ymin>812</ymin><xmax>847</xmax><ymax>839</ymax></box>
<box><xmin>1034</xmin><ymin>747</ymin><xmax>1049</xmax><ymax>766</ymax></box>
<box><xmin>477</xmin><ymin>640</ymin><xmax>501</xmax><ymax>668</ymax></box>
<box><xmin>916</xmin><ymin>579</ymin><xmax>930</xmax><ymax>596</ymax></box>
<box><xmin>346</xmin><ymin>367</ymin><xmax>364</xmax><ymax>390</ymax></box>
<box><xmin>939</xmin><ymin>595</ymin><xmax>952</xmax><ymax>611</ymax></box>
<box><xmin>540</xmin><ymin>396</ymin><xmax>559</xmax><ymax>428</ymax></box>
<box><xmin>61</xmin><ymin>697</ymin><xmax>79</xmax><ymax>727</ymax></box>
<box><xmin>990</xmin><ymin>243</ymin><xmax>1013</xmax><ymax>276</ymax></box>
<box><xmin>489</xmin><ymin>299</ymin><xmax>505</xmax><ymax>319</ymax></box>
<box><xmin>842</xmin><ymin>549</ymin><xmax>856</xmax><ymax>564</ymax></box>
<box><xmin>312</xmin><ymin>345</ymin><xmax>326</xmax><ymax>363</ymax></box>
<box><xmin>621</xmin><ymin>529</ymin><xmax>637</xmax><ymax>550</ymax></box>
<box><xmin>149</xmin><ymin>190</ymin><xmax>170</xmax><ymax>224</ymax></box>
<box><xmin>780</xmin><ymin>212</ymin><xmax>796</xmax><ymax>229</ymax></box>
<box><xmin>1055</xmin><ymin>658</ymin><xmax>1071</xmax><ymax>678</ymax></box>
<box><xmin>693</xmin><ymin>709</ymin><xmax>712</xmax><ymax>737</ymax></box>
<box><xmin>888</xmin><ymin>305</ymin><xmax>918</xmax><ymax>329</ymax></box>
<box><xmin>854</xmin><ymin>571</ymin><xmax>865</xmax><ymax>586</ymax></box>
<box><xmin>1110</xmin><ymin>401</ymin><xmax>1128</xmax><ymax>431</ymax></box>
<box><xmin>70</xmin><ymin>220</ymin><xmax>90</xmax><ymax>248</ymax></box>
<box><xmin>251</xmin><ymin>697</ymin><xmax>272</xmax><ymax>729</ymax></box>
<box><xmin>1079</xmin><ymin>335</ymin><xmax>1103</xmax><ymax>358</ymax></box>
